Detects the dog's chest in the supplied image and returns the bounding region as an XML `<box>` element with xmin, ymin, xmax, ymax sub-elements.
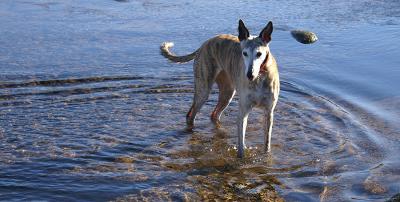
<box><xmin>246</xmin><ymin>81</ymin><xmax>274</xmax><ymax>107</ymax></box>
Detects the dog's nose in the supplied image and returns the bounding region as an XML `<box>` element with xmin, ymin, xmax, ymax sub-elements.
<box><xmin>247</xmin><ymin>71</ymin><xmax>253</xmax><ymax>80</ymax></box>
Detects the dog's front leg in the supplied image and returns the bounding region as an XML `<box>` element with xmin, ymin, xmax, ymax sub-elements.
<box><xmin>264</xmin><ymin>100</ymin><xmax>277</xmax><ymax>152</ymax></box>
<box><xmin>237</xmin><ymin>100</ymin><xmax>251</xmax><ymax>158</ymax></box>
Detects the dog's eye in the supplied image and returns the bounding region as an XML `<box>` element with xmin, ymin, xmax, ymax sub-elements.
<box><xmin>242</xmin><ymin>51</ymin><xmax>248</xmax><ymax>57</ymax></box>
<box><xmin>256</xmin><ymin>52</ymin><xmax>262</xmax><ymax>58</ymax></box>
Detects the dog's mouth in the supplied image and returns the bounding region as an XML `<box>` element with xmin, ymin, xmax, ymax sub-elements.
<box><xmin>247</xmin><ymin>69</ymin><xmax>260</xmax><ymax>81</ymax></box>
<box><xmin>247</xmin><ymin>71</ymin><xmax>255</xmax><ymax>81</ymax></box>
<box><xmin>246</xmin><ymin>52</ymin><xmax>269</xmax><ymax>81</ymax></box>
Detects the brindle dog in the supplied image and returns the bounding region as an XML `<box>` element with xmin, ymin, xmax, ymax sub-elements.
<box><xmin>161</xmin><ymin>20</ymin><xmax>279</xmax><ymax>158</ymax></box>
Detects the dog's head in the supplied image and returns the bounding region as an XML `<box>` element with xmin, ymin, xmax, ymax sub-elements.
<box><xmin>238</xmin><ymin>19</ymin><xmax>273</xmax><ymax>81</ymax></box>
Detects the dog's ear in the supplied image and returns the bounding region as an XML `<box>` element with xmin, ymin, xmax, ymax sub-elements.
<box><xmin>238</xmin><ymin>19</ymin><xmax>249</xmax><ymax>41</ymax></box>
<box><xmin>259</xmin><ymin>21</ymin><xmax>273</xmax><ymax>43</ymax></box>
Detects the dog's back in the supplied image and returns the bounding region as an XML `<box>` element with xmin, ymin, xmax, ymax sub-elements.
<box><xmin>194</xmin><ymin>34</ymin><xmax>244</xmax><ymax>86</ymax></box>
<box><xmin>161</xmin><ymin>34</ymin><xmax>243</xmax><ymax>83</ymax></box>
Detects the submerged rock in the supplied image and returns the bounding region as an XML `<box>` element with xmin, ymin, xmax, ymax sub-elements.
<box><xmin>291</xmin><ymin>30</ymin><xmax>318</xmax><ymax>44</ymax></box>
<box><xmin>363</xmin><ymin>178</ymin><xmax>387</xmax><ymax>194</ymax></box>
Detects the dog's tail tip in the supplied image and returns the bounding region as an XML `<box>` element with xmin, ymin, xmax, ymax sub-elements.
<box><xmin>160</xmin><ymin>41</ymin><xmax>196</xmax><ymax>64</ymax></box>
<box><xmin>161</xmin><ymin>42</ymin><xmax>174</xmax><ymax>49</ymax></box>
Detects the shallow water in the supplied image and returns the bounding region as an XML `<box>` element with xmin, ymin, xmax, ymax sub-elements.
<box><xmin>0</xmin><ymin>0</ymin><xmax>399</xmax><ymax>201</ymax></box>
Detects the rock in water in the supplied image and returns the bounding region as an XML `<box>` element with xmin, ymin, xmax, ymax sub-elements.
<box><xmin>291</xmin><ymin>30</ymin><xmax>318</xmax><ymax>44</ymax></box>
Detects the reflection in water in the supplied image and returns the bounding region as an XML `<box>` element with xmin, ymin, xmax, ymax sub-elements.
<box><xmin>0</xmin><ymin>0</ymin><xmax>399</xmax><ymax>201</ymax></box>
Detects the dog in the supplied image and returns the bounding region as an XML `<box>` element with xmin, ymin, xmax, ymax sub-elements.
<box><xmin>160</xmin><ymin>20</ymin><xmax>279</xmax><ymax>158</ymax></box>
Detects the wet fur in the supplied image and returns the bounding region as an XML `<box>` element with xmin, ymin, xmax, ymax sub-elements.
<box><xmin>160</xmin><ymin>20</ymin><xmax>279</xmax><ymax>158</ymax></box>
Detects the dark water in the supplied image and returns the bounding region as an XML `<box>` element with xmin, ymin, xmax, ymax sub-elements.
<box><xmin>1</xmin><ymin>0</ymin><xmax>399</xmax><ymax>201</ymax></box>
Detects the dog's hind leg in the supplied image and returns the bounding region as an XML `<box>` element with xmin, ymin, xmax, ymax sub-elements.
<box><xmin>211</xmin><ymin>70</ymin><xmax>235</xmax><ymax>126</ymax></box>
<box><xmin>186</xmin><ymin>58</ymin><xmax>218</xmax><ymax>127</ymax></box>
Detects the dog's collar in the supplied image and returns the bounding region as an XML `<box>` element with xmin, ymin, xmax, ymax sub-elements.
<box><xmin>259</xmin><ymin>52</ymin><xmax>270</xmax><ymax>75</ymax></box>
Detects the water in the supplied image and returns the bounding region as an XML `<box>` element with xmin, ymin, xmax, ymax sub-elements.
<box><xmin>0</xmin><ymin>0</ymin><xmax>399</xmax><ymax>201</ymax></box>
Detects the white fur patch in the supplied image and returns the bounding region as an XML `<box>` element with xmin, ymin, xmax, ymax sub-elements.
<box><xmin>248</xmin><ymin>35</ymin><xmax>257</xmax><ymax>40</ymax></box>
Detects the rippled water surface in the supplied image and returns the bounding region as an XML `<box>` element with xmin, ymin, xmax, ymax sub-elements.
<box><xmin>1</xmin><ymin>0</ymin><xmax>399</xmax><ymax>201</ymax></box>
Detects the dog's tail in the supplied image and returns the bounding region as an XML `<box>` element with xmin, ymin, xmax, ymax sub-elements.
<box><xmin>160</xmin><ymin>42</ymin><xmax>197</xmax><ymax>63</ymax></box>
